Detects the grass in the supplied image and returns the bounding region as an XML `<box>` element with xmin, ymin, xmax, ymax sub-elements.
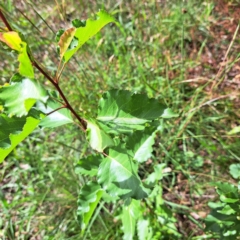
<box><xmin>0</xmin><ymin>0</ymin><xmax>240</xmax><ymax>239</ymax></box>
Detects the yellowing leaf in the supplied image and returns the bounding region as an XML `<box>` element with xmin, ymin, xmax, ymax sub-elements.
<box><xmin>58</xmin><ymin>27</ymin><xmax>76</xmax><ymax>60</ymax></box>
<box><xmin>0</xmin><ymin>31</ymin><xmax>34</xmax><ymax>78</ymax></box>
<box><xmin>0</xmin><ymin>31</ymin><xmax>22</xmax><ymax>51</ymax></box>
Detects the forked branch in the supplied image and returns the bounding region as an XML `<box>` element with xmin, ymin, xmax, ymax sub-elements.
<box><xmin>0</xmin><ymin>8</ymin><xmax>87</xmax><ymax>131</ymax></box>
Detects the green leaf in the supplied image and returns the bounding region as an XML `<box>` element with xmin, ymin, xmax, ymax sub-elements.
<box><xmin>98</xmin><ymin>120</ymin><xmax>145</xmax><ymax>134</ymax></box>
<box><xmin>215</xmin><ymin>182</ymin><xmax>239</xmax><ymax>203</ymax></box>
<box><xmin>72</xmin><ymin>19</ymin><xmax>86</xmax><ymax>28</ymax></box>
<box><xmin>205</xmin><ymin>181</ymin><xmax>240</xmax><ymax>238</ymax></box>
<box><xmin>205</xmin><ymin>210</ymin><xmax>236</xmax><ymax>229</ymax></box>
<box><xmin>75</xmin><ymin>154</ymin><xmax>103</xmax><ymax>177</ymax></box>
<box><xmin>77</xmin><ymin>182</ymin><xmax>103</xmax><ymax>230</ymax></box>
<box><xmin>217</xmin><ymin>204</ymin><xmax>236</xmax><ymax>215</ymax></box>
<box><xmin>137</xmin><ymin>219</ymin><xmax>151</xmax><ymax>240</ymax></box>
<box><xmin>97</xmin><ymin>90</ymin><xmax>167</xmax><ymax>134</ymax></box>
<box><xmin>18</xmin><ymin>43</ymin><xmax>34</xmax><ymax>78</ymax></box>
<box><xmin>55</xmin><ymin>29</ymin><xmax>65</xmax><ymax>42</ymax></box>
<box><xmin>126</xmin><ymin>127</ymin><xmax>158</xmax><ymax>163</ymax></box>
<box><xmin>0</xmin><ymin>32</ymin><xmax>34</xmax><ymax>78</ymax></box>
<box><xmin>0</xmin><ymin>111</ymin><xmax>42</xmax><ymax>162</ymax></box>
<box><xmin>161</xmin><ymin>108</ymin><xmax>178</xmax><ymax>118</ymax></box>
<box><xmin>121</xmin><ymin>199</ymin><xmax>141</xmax><ymax>240</ymax></box>
<box><xmin>205</xmin><ymin>205</ymin><xmax>240</xmax><ymax>239</ymax></box>
<box><xmin>86</xmin><ymin>119</ymin><xmax>114</xmax><ymax>152</ymax></box>
<box><xmin>219</xmin><ymin>196</ymin><xmax>239</xmax><ymax>203</ymax></box>
<box><xmin>229</xmin><ymin>164</ymin><xmax>240</xmax><ymax>179</ymax></box>
<box><xmin>208</xmin><ymin>201</ymin><xmax>226</xmax><ymax>209</ymax></box>
<box><xmin>0</xmin><ymin>114</ymin><xmax>26</xmax><ymax>148</ymax></box>
<box><xmin>59</xmin><ymin>10</ymin><xmax>116</xmax><ymax>62</ymax></box>
<box><xmin>97</xmin><ymin>146</ymin><xmax>149</xmax><ymax>199</ymax></box>
<box><xmin>145</xmin><ymin>164</ymin><xmax>166</xmax><ymax>186</ymax></box>
<box><xmin>36</xmin><ymin>100</ymin><xmax>73</xmax><ymax>128</ymax></box>
<box><xmin>215</xmin><ymin>182</ymin><xmax>238</xmax><ymax>195</ymax></box>
<box><xmin>0</xmin><ymin>74</ymin><xmax>48</xmax><ymax>117</ymax></box>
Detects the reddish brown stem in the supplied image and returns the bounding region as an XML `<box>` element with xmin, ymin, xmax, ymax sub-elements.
<box><xmin>46</xmin><ymin>105</ymin><xmax>67</xmax><ymax>116</ymax></box>
<box><xmin>32</xmin><ymin>61</ymin><xmax>87</xmax><ymax>130</ymax></box>
<box><xmin>0</xmin><ymin>9</ymin><xmax>13</xmax><ymax>31</ymax></box>
<box><xmin>0</xmin><ymin>9</ymin><xmax>87</xmax><ymax>131</ymax></box>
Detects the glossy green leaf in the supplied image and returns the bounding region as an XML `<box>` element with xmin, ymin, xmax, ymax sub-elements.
<box><xmin>77</xmin><ymin>182</ymin><xmax>103</xmax><ymax>230</ymax></box>
<box><xmin>98</xmin><ymin>146</ymin><xmax>149</xmax><ymax>199</ymax></box>
<box><xmin>229</xmin><ymin>164</ymin><xmax>240</xmax><ymax>179</ymax></box>
<box><xmin>0</xmin><ymin>112</ymin><xmax>42</xmax><ymax>162</ymax></box>
<box><xmin>59</xmin><ymin>10</ymin><xmax>116</xmax><ymax>62</ymax></box>
<box><xmin>97</xmin><ymin>90</ymin><xmax>167</xmax><ymax>134</ymax></box>
<box><xmin>126</xmin><ymin>127</ymin><xmax>158</xmax><ymax>163</ymax></box>
<box><xmin>75</xmin><ymin>154</ymin><xmax>103</xmax><ymax>177</ymax></box>
<box><xmin>86</xmin><ymin>119</ymin><xmax>114</xmax><ymax>152</ymax></box>
<box><xmin>36</xmin><ymin>100</ymin><xmax>73</xmax><ymax>128</ymax></box>
<box><xmin>0</xmin><ymin>32</ymin><xmax>34</xmax><ymax>78</ymax></box>
<box><xmin>121</xmin><ymin>199</ymin><xmax>141</xmax><ymax>240</ymax></box>
<box><xmin>0</xmin><ymin>74</ymin><xmax>48</xmax><ymax>117</ymax></box>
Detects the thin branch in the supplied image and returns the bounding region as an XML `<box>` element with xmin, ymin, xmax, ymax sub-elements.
<box><xmin>16</xmin><ymin>8</ymin><xmax>41</xmax><ymax>33</ymax></box>
<box><xmin>46</xmin><ymin>105</ymin><xmax>67</xmax><ymax>116</ymax></box>
<box><xmin>49</xmin><ymin>96</ymin><xmax>65</xmax><ymax>105</ymax></box>
<box><xmin>32</xmin><ymin>60</ymin><xmax>55</xmax><ymax>83</ymax></box>
<box><xmin>56</xmin><ymin>62</ymin><xmax>66</xmax><ymax>82</ymax></box>
<box><xmin>0</xmin><ymin>8</ymin><xmax>13</xmax><ymax>31</ymax></box>
<box><xmin>33</xmin><ymin>60</ymin><xmax>87</xmax><ymax>130</ymax></box>
<box><xmin>0</xmin><ymin>9</ymin><xmax>87</xmax><ymax>131</ymax></box>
